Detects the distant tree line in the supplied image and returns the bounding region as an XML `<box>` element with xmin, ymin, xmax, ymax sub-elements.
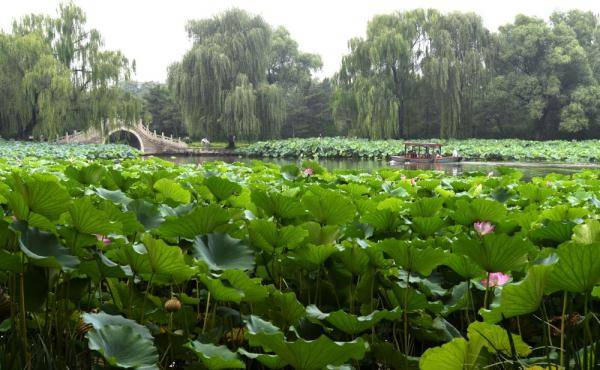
<box><xmin>0</xmin><ymin>3</ymin><xmax>139</xmax><ymax>140</ymax></box>
<box><xmin>2</xmin><ymin>5</ymin><xmax>600</xmax><ymax>141</ymax></box>
<box><xmin>334</xmin><ymin>9</ymin><xmax>600</xmax><ymax>140</ymax></box>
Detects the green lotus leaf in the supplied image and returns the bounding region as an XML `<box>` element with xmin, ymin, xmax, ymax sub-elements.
<box><xmin>126</xmin><ymin>199</ymin><xmax>165</xmax><ymax>230</ymax></box>
<box><xmin>157</xmin><ymin>205</ymin><xmax>231</xmax><ymax>239</ymax></box>
<box><xmin>94</xmin><ymin>187</ymin><xmax>133</xmax><ymax>206</ymax></box>
<box><xmin>82</xmin><ymin>311</ymin><xmax>153</xmax><ymax>340</ymax></box>
<box><xmin>192</xmin><ymin>233</ymin><xmax>254</xmax><ymax>272</ymax></box>
<box><xmin>300</xmin><ymin>222</ymin><xmax>340</xmax><ymax>245</ymax></box>
<box><xmin>68</xmin><ymin>197</ymin><xmax>121</xmax><ymax>235</ymax></box>
<box><xmin>118</xmin><ymin>234</ymin><xmax>194</xmax><ymax>285</ymax></box>
<box><xmin>379</xmin><ymin>239</ymin><xmax>447</xmax><ymax>276</ymax></box>
<box><xmin>251</xmin><ymin>190</ymin><xmax>305</xmax><ymax>220</ymax></box>
<box><xmin>454</xmin><ymin>234</ymin><xmax>532</xmax><ymax>272</ymax></box>
<box><xmin>371</xmin><ymin>342</ymin><xmax>420</xmax><ymax>369</ymax></box>
<box><xmin>12</xmin><ymin>222</ymin><xmax>79</xmax><ymax>271</ymax></box>
<box><xmin>571</xmin><ymin>219</ymin><xmax>600</xmax><ymax>244</ymax></box>
<box><xmin>248</xmin><ymin>219</ymin><xmax>308</xmax><ymax>253</ymax></box>
<box><xmin>5</xmin><ymin>191</ymin><xmax>29</xmax><ymax>220</ymax></box>
<box><xmin>0</xmin><ymin>250</ymin><xmax>21</xmax><ymax>272</ymax></box>
<box><xmin>411</xmin><ymin>216</ymin><xmax>446</xmax><ymax>238</ymax></box>
<box><xmin>205</xmin><ymin>176</ymin><xmax>242</xmax><ymax>201</ymax></box>
<box><xmin>335</xmin><ymin>242</ymin><xmax>370</xmax><ymax>275</ymax></box>
<box><xmin>153</xmin><ymin>178</ymin><xmax>191</xmax><ymax>204</ymax></box>
<box><xmin>480</xmin><ymin>263</ymin><xmax>553</xmax><ymax>323</ymax></box>
<box><xmin>306</xmin><ymin>305</ymin><xmax>402</xmax><ymax>335</ymax></box>
<box><xmin>388</xmin><ymin>285</ymin><xmax>442</xmax><ymax>313</ymax></box>
<box><xmin>301</xmin><ymin>190</ymin><xmax>356</xmax><ymax>225</ymax></box>
<box><xmin>65</xmin><ymin>164</ymin><xmax>106</xmax><ymax>185</ymax></box>
<box><xmin>200</xmin><ymin>270</ymin><xmax>267</xmax><ymax>303</ymax></box>
<box><xmin>419</xmin><ymin>337</ymin><xmax>482</xmax><ymax>370</ymax></box>
<box><xmin>99</xmin><ymin>201</ymin><xmax>144</xmax><ymax>235</ymax></box>
<box><xmin>361</xmin><ymin>209</ymin><xmax>403</xmax><ymax>234</ymax></box>
<box><xmin>252</xmin><ymin>289</ymin><xmax>306</xmax><ymax>328</ymax></box>
<box><xmin>452</xmin><ymin>198</ymin><xmax>506</xmax><ymax>225</ymax></box>
<box><xmin>238</xmin><ymin>348</ymin><xmax>287</xmax><ymax>369</ymax></box>
<box><xmin>86</xmin><ymin>324</ymin><xmax>158</xmax><ymax>369</ymax></box>
<box><xmin>467</xmin><ymin>321</ymin><xmax>531</xmax><ymax>357</ymax></box>
<box><xmin>444</xmin><ymin>254</ymin><xmax>485</xmax><ymax>279</ymax></box>
<box><xmin>245</xmin><ymin>315</ymin><xmax>369</xmax><ymax>370</ymax></box>
<box><xmin>547</xmin><ymin>242</ymin><xmax>600</xmax><ymax>293</ymax></box>
<box><xmin>517</xmin><ymin>183</ymin><xmax>553</xmax><ymax>203</ymax></box>
<box><xmin>291</xmin><ymin>243</ymin><xmax>337</xmax><ymax>268</ymax></box>
<box><xmin>529</xmin><ymin>220</ymin><xmax>575</xmax><ymax>244</ymax></box>
<box><xmin>186</xmin><ymin>341</ymin><xmax>245</xmax><ymax>369</ymax></box>
<box><xmin>9</xmin><ymin>174</ymin><xmax>71</xmax><ymax>221</ymax></box>
<box><xmin>409</xmin><ymin>197</ymin><xmax>444</xmax><ymax>217</ymax></box>
<box><xmin>540</xmin><ymin>205</ymin><xmax>588</xmax><ymax>222</ymax></box>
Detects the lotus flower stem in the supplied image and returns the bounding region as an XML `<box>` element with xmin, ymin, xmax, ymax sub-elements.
<box><xmin>139</xmin><ymin>273</ymin><xmax>154</xmax><ymax>324</ymax></box>
<box><xmin>483</xmin><ymin>272</ymin><xmax>491</xmax><ymax>309</ymax></box>
<box><xmin>560</xmin><ymin>291</ymin><xmax>567</xmax><ymax>369</ymax></box>
<box><xmin>202</xmin><ymin>291</ymin><xmax>211</xmax><ymax>333</ymax></box>
<box><xmin>19</xmin><ymin>271</ymin><xmax>31</xmax><ymax>369</ymax></box>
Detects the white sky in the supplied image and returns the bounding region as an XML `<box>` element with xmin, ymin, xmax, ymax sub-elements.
<box><xmin>1</xmin><ymin>0</ymin><xmax>599</xmax><ymax>82</ymax></box>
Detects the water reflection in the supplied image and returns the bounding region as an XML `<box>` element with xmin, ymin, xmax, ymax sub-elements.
<box><xmin>157</xmin><ymin>155</ymin><xmax>600</xmax><ymax>178</ymax></box>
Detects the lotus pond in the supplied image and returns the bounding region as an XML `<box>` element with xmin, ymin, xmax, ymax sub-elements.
<box><xmin>240</xmin><ymin>137</ymin><xmax>600</xmax><ymax>163</ymax></box>
<box><xmin>0</xmin><ymin>150</ymin><xmax>599</xmax><ymax>369</ymax></box>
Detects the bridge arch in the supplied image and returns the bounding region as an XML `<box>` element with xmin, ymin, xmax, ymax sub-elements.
<box><xmin>105</xmin><ymin>127</ymin><xmax>145</xmax><ymax>152</ymax></box>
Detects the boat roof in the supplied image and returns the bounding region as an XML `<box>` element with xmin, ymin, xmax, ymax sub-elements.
<box><xmin>404</xmin><ymin>142</ymin><xmax>443</xmax><ymax>147</ymax></box>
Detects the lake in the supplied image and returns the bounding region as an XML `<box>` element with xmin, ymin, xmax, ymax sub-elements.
<box><xmin>158</xmin><ymin>154</ymin><xmax>600</xmax><ymax>178</ymax></box>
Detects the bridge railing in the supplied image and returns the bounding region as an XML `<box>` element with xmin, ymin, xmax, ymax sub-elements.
<box><xmin>55</xmin><ymin>120</ymin><xmax>188</xmax><ymax>150</ymax></box>
<box><xmin>134</xmin><ymin>121</ymin><xmax>188</xmax><ymax>149</ymax></box>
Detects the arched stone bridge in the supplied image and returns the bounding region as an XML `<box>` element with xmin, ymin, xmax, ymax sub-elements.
<box><xmin>56</xmin><ymin>120</ymin><xmax>189</xmax><ymax>154</ymax></box>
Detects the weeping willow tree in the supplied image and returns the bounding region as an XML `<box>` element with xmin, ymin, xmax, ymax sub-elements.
<box><xmin>0</xmin><ymin>2</ymin><xmax>136</xmax><ymax>139</ymax></box>
<box><xmin>334</xmin><ymin>10</ymin><xmax>437</xmax><ymax>139</ymax></box>
<box><xmin>422</xmin><ymin>12</ymin><xmax>490</xmax><ymax>138</ymax></box>
<box><xmin>168</xmin><ymin>9</ymin><xmax>287</xmax><ymax>140</ymax></box>
<box><xmin>334</xmin><ymin>10</ymin><xmax>490</xmax><ymax>139</ymax></box>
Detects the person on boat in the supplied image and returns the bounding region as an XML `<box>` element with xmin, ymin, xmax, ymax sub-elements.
<box><xmin>452</xmin><ymin>149</ymin><xmax>459</xmax><ymax>157</ymax></box>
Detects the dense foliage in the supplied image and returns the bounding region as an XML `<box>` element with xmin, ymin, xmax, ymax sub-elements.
<box><xmin>0</xmin><ymin>148</ymin><xmax>599</xmax><ymax>369</ymax></box>
<box><xmin>334</xmin><ymin>9</ymin><xmax>600</xmax><ymax>140</ymax></box>
<box><xmin>168</xmin><ymin>9</ymin><xmax>326</xmax><ymax>141</ymax></box>
<box><xmin>0</xmin><ymin>139</ymin><xmax>138</xmax><ymax>160</ymax></box>
<box><xmin>0</xmin><ymin>3</ymin><xmax>139</xmax><ymax>140</ymax></box>
<box><xmin>240</xmin><ymin>137</ymin><xmax>600</xmax><ymax>163</ymax></box>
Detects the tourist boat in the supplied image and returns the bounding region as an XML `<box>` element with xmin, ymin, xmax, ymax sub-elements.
<box><xmin>390</xmin><ymin>142</ymin><xmax>462</xmax><ymax>163</ymax></box>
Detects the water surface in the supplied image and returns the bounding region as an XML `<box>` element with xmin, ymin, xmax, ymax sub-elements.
<box><xmin>158</xmin><ymin>155</ymin><xmax>600</xmax><ymax>178</ymax></box>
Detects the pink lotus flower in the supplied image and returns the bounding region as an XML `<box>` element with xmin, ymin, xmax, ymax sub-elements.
<box><xmin>410</xmin><ymin>178</ymin><xmax>417</xmax><ymax>186</ymax></box>
<box><xmin>474</xmin><ymin>221</ymin><xmax>495</xmax><ymax>236</ymax></box>
<box><xmin>482</xmin><ymin>272</ymin><xmax>511</xmax><ymax>288</ymax></box>
<box><xmin>303</xmin><ymin>168</ymin><xmax>314</xmax><ymax>176</ymax></box>
<box><xmin>95</xmin><ymin>234</ymin><xmax>111</xmax><ymax>246</ymax></box>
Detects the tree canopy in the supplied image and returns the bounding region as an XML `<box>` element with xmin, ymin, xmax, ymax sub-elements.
<box><xmin>334</xmin><ymin>9</ymin><xmax>600</xmax><ymax>140</ymax></box>
<box><xmin>168</xmin><ymin>9</ymin><xmax>325</xmax><ymax>140</ymax></box>
<box><xmin>0</xmin><ymin>2</ymin><xmax>138</xmax><ymax>139</ymax></box>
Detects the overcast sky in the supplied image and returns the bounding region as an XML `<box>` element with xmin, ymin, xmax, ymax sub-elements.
<box><xmin>1</xmin><ymin>0</ymin><xmax>600</xmax><ymax>82</ymax></box>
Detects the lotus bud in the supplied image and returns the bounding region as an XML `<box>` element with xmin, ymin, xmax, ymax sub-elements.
<box><xmin>473</xmin><ymin>221</ymin><xmax>495</xmax><ymax>236</ymax></box>
<box><xmin>95</xmin><ymin>234</ymin><xmax>111</xmax><ymax>246</ymax></box>
<box><xmin>164</xmin><ymin>297</ymin><xmax>182</xmax><ymax>313</ymax></box>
